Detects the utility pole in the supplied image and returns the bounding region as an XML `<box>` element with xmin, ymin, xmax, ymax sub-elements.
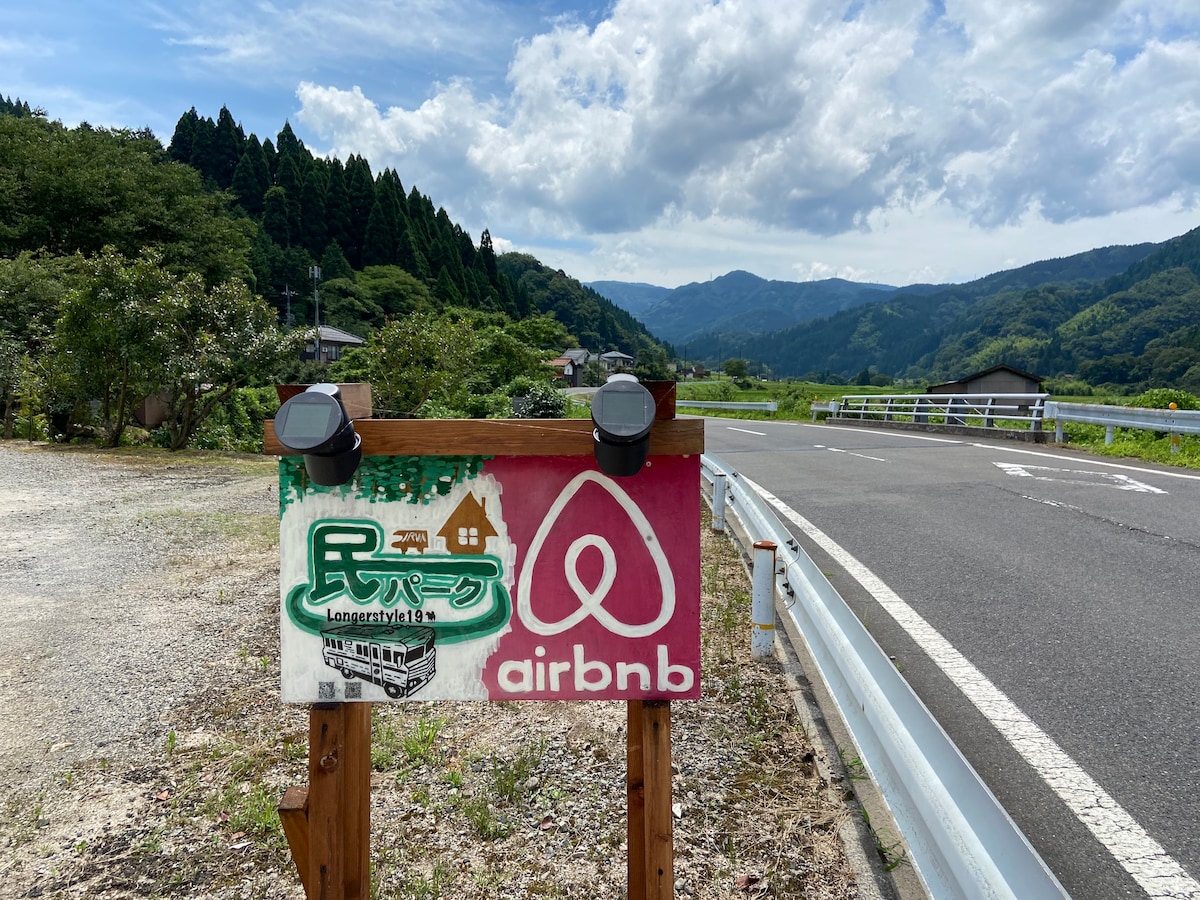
<box><xmin>281</xmin><ymin>286</ymin><xmax>297</xmax><ymax>329</ymax></box>
<box><xmin>309</xmin><ymin>266</ymin><xmax>322</xmax><ymax>361</ymax></box>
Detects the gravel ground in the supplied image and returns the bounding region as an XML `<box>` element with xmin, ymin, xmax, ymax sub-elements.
<box><xmin>0</xmin><ymin>442</ymin><xmax>865</xmax><ymax>899</ymax></box>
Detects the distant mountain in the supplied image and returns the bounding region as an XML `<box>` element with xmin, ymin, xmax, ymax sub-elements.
<box><xmin>683</xmin><ymin>239</ymin><xmax>1176</xmax><ymax>386</ymax></box>
<box><xmin>590</xmin><ymin>270</ymin><xmax>900</xmax><ymax>344</ymax></box>
<box><xmin>585</xmin><ymin>281</ymin><xmax>671</xmax><ymax>317</ymax></box>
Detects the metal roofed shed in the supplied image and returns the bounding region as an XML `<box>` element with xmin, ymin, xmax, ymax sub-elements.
<box><xmin>927</xmin><ymin>364</ymin><xmax>1044</xmax><ymax>396</ymax></box>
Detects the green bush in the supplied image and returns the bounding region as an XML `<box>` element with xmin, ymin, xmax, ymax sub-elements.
<box><xmin>511</xmin><ymin>381</ymin><xmax>566</xmax><ymax>418</ymax></box>
<box><xmin>1130</xmin><ymin>388</ymin><xmax>1199</xmax><ymax>410</ymax></box>
<box><xmin>191</xmin><ymin>386</ymin><xmax>279</xmax><ymax>452</ymax></box>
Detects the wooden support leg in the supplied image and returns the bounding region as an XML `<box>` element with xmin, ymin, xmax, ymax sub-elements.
<box><xmin>279</xmin><ymin>786</ymin><xmax>311</xmax><ymax>895</ymax></box>
<box><xmin>628</xmin><ymin>700</ymin><xmax>674</xmax><ymax>900</ymax></box>
<box><xmin>627</xmin><ymin>701</ymin><xmax>646</xmax><ymax>900</ymax></box>
<box><xmin>280</xmin><ymin>703</ymin><xmax>373</xmax><ymax>900</ymax></box>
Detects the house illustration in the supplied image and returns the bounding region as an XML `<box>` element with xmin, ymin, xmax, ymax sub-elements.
<box><xmin>437</xmin><ymin>494</ymin><xmax>498</xmax><ymax>555</ymax></box>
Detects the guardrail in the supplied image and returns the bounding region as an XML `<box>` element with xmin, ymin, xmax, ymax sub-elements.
<box><xmin>811</xmin><ymin>400</ymin><xmax>840</xmax><ymax>422</ymax></box>
<box><xmin>837</xmin><ymin>393</ymin><xmax>1049</xmax><ymax>430</ymax></box>
<box><xmin>1045</xmin><ymin>400</ymin><xmax>1200</xmax><ymax>445</ymax></box>
<box><xmin>701</xmin><ymin>455</ymin><xmax>1067</xmax><ymax>899</ymax></box>
<box><xmin>676</xmin><ymin>399</ymin><xmax>778</xmax><ymax>412</ymax></box>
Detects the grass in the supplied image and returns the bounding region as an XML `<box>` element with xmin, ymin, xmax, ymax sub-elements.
<box><xmin>1054</xmin><ymin>420</ymin><xmax>1200</xmax><ymax>468</ymax></box>
<box><xmin>372</xmin><ymin>711</ymin><xmax>445</xmax><ymax>770</ymax></box>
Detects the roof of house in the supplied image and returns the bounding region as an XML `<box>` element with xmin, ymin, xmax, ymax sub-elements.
<box><xmin>311</xmin><ymin>325</ymin><xmax>366</xmax><ymax>345</ymax></box>
<box><xmin>927</xmin><ymin>364</ymin><xmax>1044</xmax><ymax>392</ymax></box>
<box><xmin>561</xmin><ymin>348</ymin><xmax>591</xmax><ymax>364</ymax></box>
<box><xmin>600</xmin><ymin>350</ymin><xmax>634</xmax><ymax>361</ymax></box>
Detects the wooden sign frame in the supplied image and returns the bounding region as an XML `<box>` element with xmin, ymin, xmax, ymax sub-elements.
<box><xmin>270</xmin><ymin>410</ymin><xmax>703</xmax><ymax>900</ymax></box>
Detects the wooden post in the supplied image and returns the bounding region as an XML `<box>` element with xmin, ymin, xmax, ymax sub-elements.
<box><xmin>627</xmin><ymin>701</ymin><xmax>647</xmax><ymax>900</ymax></box>
<box><xmin>280</xmin><ymin>703</ymin><xmax>372</xmax><ymax>900</ymax></box>
<box><xmin>628</xmin><ymin>699</ymin><xmax>674</xmax><ymax>900</ymax></box>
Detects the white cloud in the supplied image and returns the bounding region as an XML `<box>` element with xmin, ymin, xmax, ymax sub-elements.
<box><xmin>151</xmin><ymin>0</ymin><xmax>528</xmax><ymax>97</ymax></box>
<box><xmin>285</xmin><ymin>0</ymin><xmax>1200</xmax><ymax>284</ymax></box>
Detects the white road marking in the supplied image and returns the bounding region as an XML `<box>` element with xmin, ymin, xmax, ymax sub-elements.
<box><xmin>849</xmin><ymin>452</ymin><xmax>888</xmax><ymax>462</ymax></box>
<box><xmin>816</xmin><ymin>444</ymin><xmax>888</xmax><ymax>462</ymax></box>
<box><xmin>744</xmin><ymin>478</ymin><xmax>1200</xmax><ymax>900</ymax></box>
<box><xmin>798</xmin><ymin>421</ymin><xmax>964</xmax><ymax>444</ymax></box>
<box><xmin>993</xmin><ymin>462</ymin><xmax>1168</xmax><ymax>494</ymax></box>
<box><xmin>727</xmin><ymin>426</ymin><xmax>767</xmax><ymax>436</ymax></box>
<box><xmin>972</xmin><ymin>442</ymin><xmax>1200</xmax><ymax>483</ymax></box>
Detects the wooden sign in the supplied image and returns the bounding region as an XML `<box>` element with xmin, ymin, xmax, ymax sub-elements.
<box><xmin>278</xmin><ymin>422</ymin><xmax>702</xmax><ymax>703</ymax></box>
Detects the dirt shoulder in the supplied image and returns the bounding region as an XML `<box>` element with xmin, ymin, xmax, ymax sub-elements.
<box><xmin>0</xmin><ymin>442</ymin><xmax>865</xmax><ymax>899</ymax></box>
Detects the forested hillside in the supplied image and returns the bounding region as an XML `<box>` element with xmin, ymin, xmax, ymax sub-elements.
<box><xmin>685</xmin><ymin>238</ymin><xmax>1199</xmax><ymax>390</ymax></box>
<box><xmin>163</xmin><ymin>106</ymin><xmax>661</xmax><ymax>358</ymax></box>
<box><xmin>0</xmin><ymin>99</ymin><xmax>668</xmax><ymax>449</ymax></box>
<box><xmin>583</xmin><ymin>280</ymin><xmax>671</xmax><ymax>317</ymax></box>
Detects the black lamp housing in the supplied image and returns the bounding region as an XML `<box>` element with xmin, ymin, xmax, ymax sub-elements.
<box><xmin>274</xmin><ymin>383</ymin><xmax>362</xmax><ymax>486</ymax></box>
<box><xmin>591</xmin><ymin>374</ymin><xmax>656</xmax><ymax>476</ymax></box>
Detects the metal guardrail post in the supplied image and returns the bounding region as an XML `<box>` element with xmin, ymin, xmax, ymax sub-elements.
<box><xmin>751</xmin><ymin>541</ymin><xmax>777</xmax><ymax>659</ymax></box>
<box><xmin>711</xmin><ymin>473</ymin><xmax>727</xmax><ymax>532</ymax></box>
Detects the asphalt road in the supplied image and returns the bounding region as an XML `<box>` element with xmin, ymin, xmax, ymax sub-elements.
<box><xmin>704</xmin><ymin>418</ymin><xmax>1200</xmax><ymax>900</ymax></box>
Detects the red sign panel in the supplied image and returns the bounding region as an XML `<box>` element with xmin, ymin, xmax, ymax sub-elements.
<box><xmin>279</xmin><ymin>453</ymin><xmax>699</xmax><ymax>702</ymax></box>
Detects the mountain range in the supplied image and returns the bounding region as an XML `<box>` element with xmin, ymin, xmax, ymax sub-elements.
<box><xmin>586</xmin><ymin>234</ymin><xmax>1200</xmax><ymax>390</ymax></box>
<box><xmin>589</xmin><ymin>271</ymin><xmax>906</xmax><ymax>344</ymax></box>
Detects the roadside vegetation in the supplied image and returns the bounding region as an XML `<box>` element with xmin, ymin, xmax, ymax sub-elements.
<box><xmin>674</xmin><ymin>376</ymin><xmax>1200</xmax><ymax>469</ymax></box>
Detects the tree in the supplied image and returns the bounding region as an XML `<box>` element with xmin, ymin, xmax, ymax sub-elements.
<box><xmin>53</xmin><ymin>247</ymin><xmax>295</xmax><ymax>449</ymax></box>
<box><xmin>157</xmin><ymin>275</ymin><xmax>297</xmax><ymax>450</ymax></box>
<box><xmin>344</xmin><ymin>155</ymin><xmax>375</xmax><ymax>267</ymax></box>
<box><xmin>52</xmin><ymin>248</ymin><xmax>178</xmax><ymax>445</ymax></box>
<box><xmin>261</xmin><ymin>187</ymin><xmax>291</xmax><ymax>247</ymax></box>
<box><xmin>723</xmin><ymin>358</ymin><xmax>749</xmax><ymax>380</ymax></box>
<box><xmin>354</xmin><ymin>266</ymin><xmax>434</xmax><ymax>318</ymax></box>
<box><xmin>324</xmin><ymin>160</ymin><xmax>353</xmax><ymax>253</ymax></box>
<box><xmin>367</xmin><ymin>312</ymin><xmax>476</xmax><ymax>416</ymax></box>
<box><xmin>300</xmin><ymin>168</ymin><xmax>329</xmax><ymax>256</ymax></box>
<box><xmin>211</xmin><ymin>106</ymin><xmax>244</xmax><ymax>189</ymax></box>
<box><xmin>362</xmin><ymin>197</ymin><xmax>398</xmax><ymax>267</ymax></box>
<box><xmin>0</xmin><ymin>115</ymin><xmax>253</xmax><ymax>286</ymax></box>
<box><xmin>320</xmin><ymin>241</ymin><xmax>354</xmax><ymax>282</ymax></box>
<box><xmin>231</xmin><ymin>135</ymin><xmax>270</xmax><ymax>216</ymax></box>
<box><xmin>167</xmin><ymin>107</ymin><xmax>200</xmax><ymax>163</ymax></box>
<box><xmin>634</xmin><ymin>344</ymin><xmax>673</xmax><ymax>381</ymax></box>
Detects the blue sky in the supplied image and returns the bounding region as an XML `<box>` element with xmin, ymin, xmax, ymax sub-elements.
<box><xmin>6</xmin><ymin>0</ymin><xmax>1200</xmax><ymax>289</ymax></box>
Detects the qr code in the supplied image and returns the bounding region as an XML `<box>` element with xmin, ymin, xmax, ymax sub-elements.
<box><xmin>318</xmin><ymin>681</ymin><xmax>336</xmax><ymax>700</ymax></box>
<box><xmin>345</xmin><ymin>682</ymin><xmax>362</xmax><ymax>700</ymax></box>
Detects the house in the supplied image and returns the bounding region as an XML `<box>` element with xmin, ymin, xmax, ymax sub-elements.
<box><xmin>599</xmin><ymin>350</ymin><xmax>635</xmax><ymax>372</ymax></box>
<box><xmin>926</xmin><ymin>364</ymin><xmax>1044</xmax><ymax>396</ymax></box>
<box><xmin>302</xmin><ymin>325</ymin><xmax>365</xmax><ymax>364</ymax></box>
<box><xmin>550</xmin><ymin>348</ymin><xmax>593</xmax><ymax>387</ymax></box>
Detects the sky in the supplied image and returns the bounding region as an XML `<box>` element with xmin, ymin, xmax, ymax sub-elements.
<box><xmin>6</xmin><ymin>0</ymin><xmax>1200</xmax><ymax>289</ymax></box>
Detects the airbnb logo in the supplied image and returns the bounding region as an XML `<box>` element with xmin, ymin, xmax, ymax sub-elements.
<box><xmin>517</xmin><ymin>471</ymin><xmax>675</xmax><ymax>638</ymax></box>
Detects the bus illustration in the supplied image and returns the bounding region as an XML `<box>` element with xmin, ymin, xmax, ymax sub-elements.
<box><xmin>321</xmin><ymin>624</ymin><xmax>437</xmax><ymax>698</ymax></box>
